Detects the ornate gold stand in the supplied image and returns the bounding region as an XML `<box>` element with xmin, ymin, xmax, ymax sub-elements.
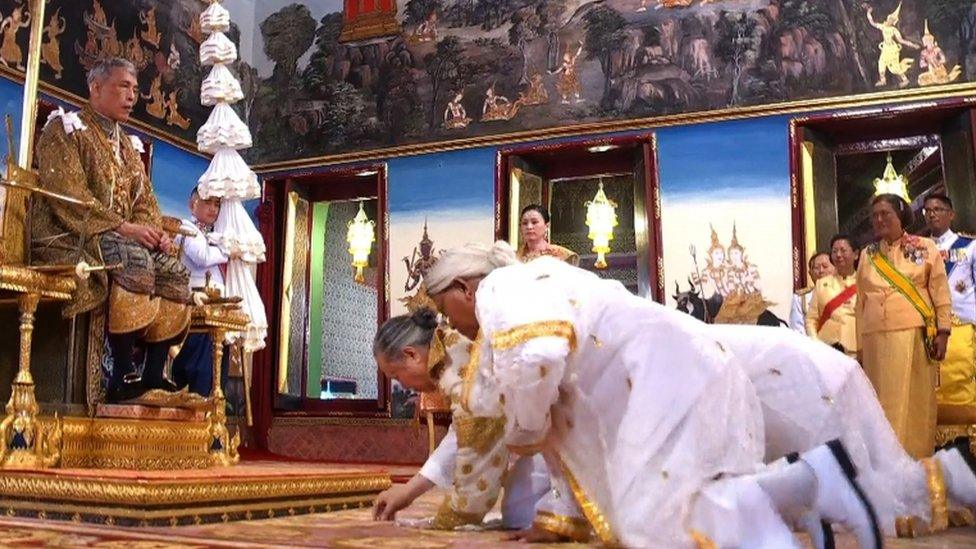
<box><xmin>189</xmin><ymin>297</ymin><xmax>250</xmax><ymax>466</ymax></box>
<box><xmin>0</xmin><ymin>265</ymin><xmax>75</xmax><ymax>469</ymax></box>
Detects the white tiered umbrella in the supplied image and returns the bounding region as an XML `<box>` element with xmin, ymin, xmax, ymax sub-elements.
<box><xmin>196</xmin><ymin>0</ymin><xmax>267</xmax><ymax>362</ymax></box>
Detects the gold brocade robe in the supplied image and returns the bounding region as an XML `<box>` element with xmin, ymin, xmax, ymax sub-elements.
<box><xmin>806</xmin><ymin>273</ymin><xmax>859</xmax><ymax>353</ymax></box>
<box><xmin>31</xmin><ymin>106</ymin><xmax>171</xmax><ymax>318</ymax></box>
<box><xmin>517</xmin><ymin>244</ymin><xmax>580</xmax><ymax>267</ymax></box>
<box><xmin>428</xmin><ymin>328</ymin><xmax>509</xmax><ymax>528</ymax></box>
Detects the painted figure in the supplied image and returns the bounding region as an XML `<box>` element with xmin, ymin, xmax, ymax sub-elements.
<box><xmin>140</xmin><ymin>7</ymin><xmax>161</xmax><ymax>49</ymax></box>
<box><xmin>551</xmin><ymin>43</ymin><xmax>583</xmax><ymax>104</ymax></box>
<box><xmin>413</xmin><ymin>11</ymin><xmax>438</xmax><ymax>43</ymax></box>
<box><xmin>0</xmin><ymin>5</ymin><xmax>31</xmax><ymax>71</ymax></box>
<box><xmin>918</xmin><ymin>20</ymin><xmax>961</xmax><ymax>87</ymax></box>
<box><xmin>517</xmin><ymin>74</ymin><xmax>549</xmax><ymax>107</ymax></box>
<box><xmin>865</xmin><ymin>2</ymin><xmax>919</xmax><ymax>88</ymax></box>
<box><xmin>141</xmin><ymin>76</ymin><xmax>166</xmax><ymax>120</ymax></box>
<box><xmin>164</xmin><ymin>91</ymin><xmax>191</xmax><ymax>129</ymax></box>
<box><xmin>443</xmin><ymin>92</ymin><xmax>471</xmax><ymax>129</ymax></box>
<box><xmin>481</xmin><ymin>85</ymin><xmax>520</xmax><ymax>122</ymax></box>
<box><xmin>125</xmin><ymin>36</ymin><xmax>149</xmax><ymax>71</ymax></box>
<box><xmin>41</xmin><ymin>8</ymin><xmax>66</xmax><ymax>79</ymax></box>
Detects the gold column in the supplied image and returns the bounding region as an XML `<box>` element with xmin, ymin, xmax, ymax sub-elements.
<box><xmin>0</xmin><ymin>0</ymin><xmax>62</xmax><ymax>470</ymax></box>
<box><xmin>208</xmin><ymin>328</ymin><xmax>239</xmax><ymax>466</ymax></box>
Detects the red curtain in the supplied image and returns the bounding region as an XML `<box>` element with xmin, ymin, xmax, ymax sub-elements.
<box><xmin>250</xmin><ymin>190</ymin><xmax>278</xmax><ymax>449</ymax></box>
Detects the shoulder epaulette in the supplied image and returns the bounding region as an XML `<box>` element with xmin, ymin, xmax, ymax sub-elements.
<box><xmin>44</xmin><ymin>106</ymin><xmax>87</xmax><ymax>135</ymax></box>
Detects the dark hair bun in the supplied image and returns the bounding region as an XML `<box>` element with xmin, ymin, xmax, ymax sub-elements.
<box><xmin>410</xmin><ymin>308</ymin><xmax>439</xmax><ymax>330</ymax></box>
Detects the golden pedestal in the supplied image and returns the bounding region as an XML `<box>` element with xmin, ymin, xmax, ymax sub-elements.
<box><xmin>0</xmin><ymin>463</ymin><xmax>391</xmax><ymax>526</ymax></box>
<box><xmin>0</xmin><ymin>265</ymin><xmax>76</xmax><ymax>470</ymax></box>
<box><xmin>190</xmin><ymin>299</ymin><xmax>251</xmax><ymax>467</ymax></box>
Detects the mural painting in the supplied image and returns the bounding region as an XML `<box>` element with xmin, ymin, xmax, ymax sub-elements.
<box><xmin>658</xmin><ymin>115</ymin><xmax>793</xmax><ymax>325</ymax></box>
<box><xmin>0</xmin><ymin>0</ymin><xmax>250</xmax><ymax>146</ymax></box>
<box><xmin>249</xmin><ymin>0</ymin><xmax>976</xmax><ymax>163</ymax></box>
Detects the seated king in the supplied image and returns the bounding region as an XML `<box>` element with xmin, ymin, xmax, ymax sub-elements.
<box><xmin>30</xmin><ymin>57</ymin><xmax>190</xmax><ymax>403</ymax></box>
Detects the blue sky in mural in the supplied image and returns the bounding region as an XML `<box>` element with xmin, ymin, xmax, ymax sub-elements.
<box><xmin>151</xmin><ymin>142</ymin><xmax>211</xmax><ymax>219</ymax></box>
<box><xmin>657</xmin><ymin>116</ymin><xmax>790</xmax><ymax>201</ymax></box>
<box><xmin>388</xmin><ymin>147</ymin><xmax>496</xmax><ymax>217</ymax></box>
<box><xmin>0</xmin><ymin>76</ymin><xmax>24</xmax><ymax>173</ymax></box>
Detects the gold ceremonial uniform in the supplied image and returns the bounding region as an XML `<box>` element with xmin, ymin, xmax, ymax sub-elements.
<box><xmin>856</xmin><ymin>234</ymin><xmax>952</xmax><ymax>458</ymax></box>
<box><xmin>31</xmin><ymin>106</ymin><xmax>189</xmax><ymax>339</ymax></box>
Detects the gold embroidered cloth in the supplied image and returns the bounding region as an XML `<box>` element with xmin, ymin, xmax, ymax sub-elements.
<box><xmin>30</xmin><ymin>106</ymin><xmax>188</xmax><ymax>317</ymax></box>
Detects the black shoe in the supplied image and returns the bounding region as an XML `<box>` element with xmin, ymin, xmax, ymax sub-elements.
<box><xmin>106</xmin><ymin>381</ymin><xmax>148</xmax><ymax>404</ymax></box>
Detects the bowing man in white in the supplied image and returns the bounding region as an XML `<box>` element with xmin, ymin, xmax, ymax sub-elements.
<box><xmin>424</xmin><ymin>242</ymin><xmax>882</xmax><ymax>548</ymax></box>
<box><xmin>925</xmin><ymin>193</ymin><xmax>976</xmax><ymax>409</ymax></box>
<box><xmin>790</xmin><ymin>252</ymin><xmax>835</xmax><ymax>333</ymax></box>
<box><xmin>171</xmin><ymin>186</ymin><xmax>236</xmax><ymax>395</ymax></box>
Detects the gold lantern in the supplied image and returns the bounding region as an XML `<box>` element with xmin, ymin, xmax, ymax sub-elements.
<box><xmin>346</xmin><ymin>201</ymin><xmax>375</xmax><ymax>283</ymax></box>
<box><xmin>584</xmin><ymin>181</ymin><xmax>618</xmax><ymax>269</ymax></box>
<box><xmin>873</xmin><ymin>153</ymin><xmax>911</xmax><ymax>203</ymax></box>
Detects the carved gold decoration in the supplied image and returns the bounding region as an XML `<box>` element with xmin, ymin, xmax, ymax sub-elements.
<box><xmin>1</xmin><ymin>293</ymin><xmax>64</xmax><ymax>469</ymax></box>
<box><xmin>41</xmin><ymin>415</ymin><xmax>211</xmax><ymax>470</ymax></box>
<box><xmin>207</xmin><ymin>326</ymin><xmax>238</xmax><ymax>466</ymax></box>
<box><xmin>0</xmin><ymin>265</ymin><xmax>75</xmax><ymax>299</ymax></box>
<box><xmin>40</xmin><ymin>8</ymin><xmax>64</xmax><ymax>79</ymax></box>
<box><xmin>129</xmin><ymin>388</ymin><xmax>210</xmax><ymax>410</ymax></box>
<box><xmin>0</xmin><ymin>461</ymin><xmax>390</xmax><ymax>526</ymax></box>
<box><xmin>189</xmin><ymin>305</ymin><xmax>249</xmax><ymax>466</ymax></box>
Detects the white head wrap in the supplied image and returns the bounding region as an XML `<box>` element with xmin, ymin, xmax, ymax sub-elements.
<box><xmin>425</xmin><ymin>241</ymin><xmax>518</xmax><ymax>295</ymax></box>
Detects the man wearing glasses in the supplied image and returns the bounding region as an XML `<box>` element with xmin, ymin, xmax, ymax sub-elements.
<box><xmin>924</xmin><ymin>193</ymin><xmax>976</xmax><ymax>413</ymax></box>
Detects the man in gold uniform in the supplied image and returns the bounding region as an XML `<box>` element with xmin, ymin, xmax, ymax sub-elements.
<box><xmin>30</xmin><ymin>57</ymin><xmax>190</xmax><ymax>403</ymax></box>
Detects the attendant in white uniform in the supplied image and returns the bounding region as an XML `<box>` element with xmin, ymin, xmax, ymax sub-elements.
<box><xmin>790</xmin><ymin>252</ymin><xmax>835</xmax><ymax>333</ymax></box>
<box><xmin>417</xmin><ymin>242</ymin><xmax>883</xmax><ymax>548</ymax></box>
<box><xmin>924</xmin><ymin>193</ymin><xmax>976</xmax><ymax>409</ymax></box>
<box><xmin>171</xmin><ymin>186</ymin><xmax>236</xmax><ymax>396</ymax></box>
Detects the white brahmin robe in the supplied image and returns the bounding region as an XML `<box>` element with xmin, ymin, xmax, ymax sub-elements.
<box><xmin>707</xmin><ymin>324</ymin><xmax>931</xmax><ymax>532</ymax></box>
<box><xmin>420</xmin><ymin>328</ymin><xmax>550</xmax><ymax>530</ymax></box>
<box><xmin>467</xmin><ymin>257</ymin><xmax>796</xmax><ymax>547</ymax></box>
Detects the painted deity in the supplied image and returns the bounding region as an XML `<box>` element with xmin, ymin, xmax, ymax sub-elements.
<box><xmin>552</xmin><ymin>43</ymin><xmax>584</xmax><ymax>104</ymax></box>
<box><xmin>139</xmin><ymin>7</ymin><xmax>161</xmax><ymax>49</ymax></box>
<box><xmin>726</xmin><ymin>225</ymin><xmax>762</xmax><ymax>295</ymax></box>
<box><xmin>443</xmin><ymin>92</ymin><xmax>471</xmax><ymax>130</ymax></box>
<box><xmin>164</xmin><ymin>91</ymin><xmax>190</xmax><ymax>129</ymax></box>
<box><xmin>41</xmin><ymin>9</ymin><xmax>66</xmax><ymax>79</ymax></box>
<box><xmin>865</xmin><ymin>2</ymin><xmax>919</xmax><ymax>88</ymax></box>
<box><xmin>517</xmin><ymin>74</ymin><xmax>549</xmax><ymax>107</ymax></box>
<box><xmin>481</xmin><ymin>86</ymin><xmax>520</xmax><ymax>122</ymax></box>
<box><xmin>918</xmin><ymin>20</ymin><xmax>961</xmax><ymax>87</ymax></box>
<box><xmin>696</xmin><ymin>225</ymin><xmax>731</xmax><ymax>298</ymax></box>
<box><xmin>0</xmin><ymin>5</ymin><xmax>31</xmax><ymax>71</ymax></box>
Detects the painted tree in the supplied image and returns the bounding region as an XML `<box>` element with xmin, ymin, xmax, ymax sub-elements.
<box><xmin>584</xmin><ymin>5</ymin><xmax>627</xmax><ymax>105</ymax></box>
<box><xmin>715</xmin><ymin>11</ymin><xmax>760</xmax><ymax>106</ymax></box>
<box><xmin>508</xmin><ymin>1</ymin><xmax>562</xmax><ymax>85</ymax></box>
<box><xmin>302</xmin><ymin>12</ymin><xmax>345</xmax><ymax>95</ymax></box>
<box><xmin>260</xmin><ymin>3</ymin><xmax>316</xmax><ymax>84</ymax></box>
<box><xmin>424</xmin><ymin>36</ymin><xmax>465</xmax><ymax>129</ymax></box>
<box><xmin>405</xmin><ymin>0</ymin><xmax>443</xmax><ymax>26</ymax></box>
